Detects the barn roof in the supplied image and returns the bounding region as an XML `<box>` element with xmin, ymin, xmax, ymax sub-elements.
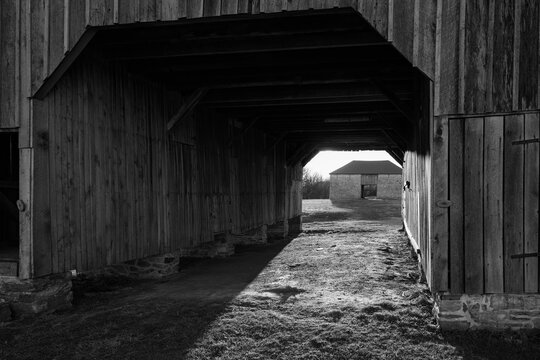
<box><xmin>330</xmin><ymin>160</ymin><xmax>402</xmax><ymax>175</ymax></box>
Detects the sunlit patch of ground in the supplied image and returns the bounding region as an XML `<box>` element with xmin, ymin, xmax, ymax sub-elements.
<box><xmin>1</xmin><ymin>199</ymin><xmax>539</xmax><ymax>359</ymax></box>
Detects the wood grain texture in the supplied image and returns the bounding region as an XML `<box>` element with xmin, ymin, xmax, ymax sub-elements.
<box><xmin>483</xmin><ymin>116</ymin><xmax>504</xmax><ymax>293</ymax></box>
<box><xmin>448</xmin><ymin>118</ymin><xmax>464</xmax><ymax>294</ymax></box>
<box><xmin>437</xmin><ymin>0</ymin><xmax>460</xmax><ymax>115</ymax></box>
<box><xmin>392</xmin><ymin>0</ymin><xmax>414</xmax><ymax>62</ymax></box>
<box><xmin>492</xmin><ymin>0</ymin><xmax>515</xmax><ymax>112</ymax></box>
<box><xmin>464</xmin><ymin>0</ymin><xmax>488</xmax><ymax>113</ymax></box>
<box><xmin>463</xmin><ymin>117</ymin><xmax>483</xmax><ymax>293</ymax></box>
<box><xmin>504</xmin><ymin>114</ymin><xmax>524</xmax><ymax>293</ymax></box>
<box><xmin>523</xmin><ymin>113</ymin><xmax>539</xmax><ymax>293</ymax></box>
<box><xmin>29</xmin><ymin>56</ymin><xmax>303</xmax><ymax>276</ymax></box>
<box><xmin>358</xmin><ymin>0</ymin><xmax>389</xmax><ymax>38</ymax></box>
<box><xmin>517</xmin><ymin>0</ymin><xmax>539</xmax><ymax>109</ymax></box>
<box><xmin>0</xmin><ymin>0</ymin><xmax>18</xmax><ymax>128</ymax></box>
<box><xmin>431</xmin><ymin>115</ymin><xmax>449</xmax><ymax>292</ymax></box>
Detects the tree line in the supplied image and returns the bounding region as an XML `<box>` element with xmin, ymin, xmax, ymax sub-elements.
<box><xmin>302</xmin><ymin>169</ymin><xmax>330</xmax><ymax>199</ymax></box>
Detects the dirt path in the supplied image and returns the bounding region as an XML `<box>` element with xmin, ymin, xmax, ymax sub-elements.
<box><xmin>1</xmin><ymin>199</ymin><xmax>539</xmax><ymax>359</ymax></box>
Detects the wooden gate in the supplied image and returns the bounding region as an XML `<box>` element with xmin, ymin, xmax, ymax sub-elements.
<box><xmin>439</xmin><ymin>113</ymin><xmax>540</xmax><ymax>294</ymax></box>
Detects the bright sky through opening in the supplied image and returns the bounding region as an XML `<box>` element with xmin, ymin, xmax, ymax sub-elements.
<box><xmin>304</xmin><ymin>151</ymin><xmax>401</xmax><ymax>179</ymax></box>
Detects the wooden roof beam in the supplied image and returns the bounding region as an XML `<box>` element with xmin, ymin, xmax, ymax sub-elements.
<box><xmin>369</xmin><ymin>78</ymin><xmax>414</xmax><ymax>124</ymax></box>
<box><xmin>167</xmin><ymin>89</ymin><xmax>208</xmax><ymax>131</ymax></box>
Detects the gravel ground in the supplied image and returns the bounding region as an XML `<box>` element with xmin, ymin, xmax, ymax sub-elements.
<box><xmin>1</xmin><ymin>199</ymin><xmax>539</xmax><ymax>359</ymax></box>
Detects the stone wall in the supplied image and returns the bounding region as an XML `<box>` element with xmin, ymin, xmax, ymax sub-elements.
<box><xmin>0</xmin><ymin>276</ymin><xmax>73</xmax><ymax>321</ymax></box>
<box><xmin>377</xmin><ymin>174</ymin><xmax>402</xmax><ymax>198</ymax></box>
<box><xmin>330</xmin><ymin>174</ymin><xmax>402</xmax><ymax>200</ymax></box>
<box><xmin>329</xmin><ymin>174</ymin><xmax>363</xmax><ymax>200</ymax></box>
<box><xmin>435</xmin><ymin>293</ymin><xmax>540</xmax><ymax>331</ymax></box>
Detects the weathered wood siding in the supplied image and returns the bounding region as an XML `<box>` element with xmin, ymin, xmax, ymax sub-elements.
<box><xmin>31</xmin><ymin>58</ymin><xmax>301</xmax><ymax>277</ymax></box>
<box><xmin>0</xmin><ymin>0</ymin><xmax>436</xmax><ymax>131</ymax></box>
<box><xmin>402</xmin><ymin>78</ymin><xmax>433</xmax><ymax>289</ymax></box>
<box><xmin>432</xmin><ymin>112</ymin><xmax>539</xmax><ymax>294</ymax></box>
<box><xmin>0</xmin><ymin>0</ymin><xmax>20</xmax><ymax>129</ymax></box>
<box><xmin>5</xmin><ymin>1</ymin><xmax>539</xmax><ymax>128</ymax></box>
<box><xmin>435</xmin><ymin>0</ymin><xmax>540</xmax><ymax>116</ymax></box>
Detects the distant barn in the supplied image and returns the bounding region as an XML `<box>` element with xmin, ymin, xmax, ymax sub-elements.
<box><xmin>329</xmin><ymin>161</ymin><xmax>402</xmax><ymax>200</ymax></box>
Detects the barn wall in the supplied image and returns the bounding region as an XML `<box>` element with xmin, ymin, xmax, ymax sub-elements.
<box><xmin>6</xmin><ymin>0</ymin><xmax>436</xmax><ymax>117</ymax></box>
<box><xmin>433</xmin><ymin>112</ymin><xmax>539</xmax><ymax>295</ymax></box>
<box><xmin>402</xmin><ymin>76</ymin><xmax>432</xmax><ymax>289</ymax></box>
<box><xmin>329</xmin><ymin>174</ymin><xmax>363</xmax><ymax>200</ymax></box>
<box><xmin>435</xmin><ymin>0</ymin><xmax>540</xmax><ymax>116</ymax></box>
<box><xmin>0</xmin><ymin>0</ymin><xmax>20</xmax><ymax>129</ymax></box>
<box><xmin>30</xmin><ymin>57</ymin><xmax>301</xmax><ymax>277</ymax></box>
<box><xmin>377</xmin><ymin>174</ymin><xmax>402</xmax><ymax>199</ymax></box>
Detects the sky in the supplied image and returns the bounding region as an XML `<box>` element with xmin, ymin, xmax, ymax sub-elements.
<box><xmin>304</xmin><ymin>150</ymin><xmax>401</xmax><ymax>179</ymax></box>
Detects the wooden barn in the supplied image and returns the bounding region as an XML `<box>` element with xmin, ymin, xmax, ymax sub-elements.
<box><xmin>329</xmin><ymin>160</ymin><xmax>402</xmax><ymax>200</ymax></box>
<box><xmin>0</xmin><ymin>0</ymin><xmax>539</xmax><ymax>330</ymax></box>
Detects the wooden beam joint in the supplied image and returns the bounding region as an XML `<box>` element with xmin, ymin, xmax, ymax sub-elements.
<box><xmin>167</xmin><ymin>88</ymin><xmax>208</xmax><ymax>131</ymax></box>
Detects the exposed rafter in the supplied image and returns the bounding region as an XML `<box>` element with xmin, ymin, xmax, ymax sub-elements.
<box><xmin>167</xmin><ymin>89</ymin><xmax>208</xmax><ymax>131</ymax></box>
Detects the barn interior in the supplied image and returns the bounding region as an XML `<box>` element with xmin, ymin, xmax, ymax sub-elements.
<box><xmin>0</xmin><ymin>132</ymin><xmax>19</xmax><ymax>268</ymax></box>
<box><xmin>36</xmin><ymin>8</ymin><xmax>423</xmax><ymax>167</ymax></box>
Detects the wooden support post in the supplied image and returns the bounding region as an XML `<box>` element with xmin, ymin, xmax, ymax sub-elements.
<box><xmin>167</xmin><ymin>88</ymin><xmax>208</xmax><ymax>131</ymax></box>
<box><xmin>287</xmin><ymin>143</ymin><xmax>313</xmax><ymax>166</ymax></box>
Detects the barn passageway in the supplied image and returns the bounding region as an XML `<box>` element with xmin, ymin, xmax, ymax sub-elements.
<box><xmin>5</xmin><ymin>199</ymin><xmax>538</xmax><ymax>359</ymax></box>
<box><xmin>0</xmin><ymin>199</ymin><xmax>432</xmax><ymax>358</ymax></box>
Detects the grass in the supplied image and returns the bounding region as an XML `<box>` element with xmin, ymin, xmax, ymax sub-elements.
<box><xmin>1</xmin><ymin>199</ymin><xmax>540</xmax><ymax>359</ymax></box>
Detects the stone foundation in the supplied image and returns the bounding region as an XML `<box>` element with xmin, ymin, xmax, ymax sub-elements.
<box><xmin>0</xmin><ymin>276</ymin><xmax>73</xmax><ymax>321</ymax></box>
<box><xmin>229</xmin><ymin>225</ymin><xmax>268</xmax><ymax>245</ymax></box>
<box><xmin>435</xmin><ymin>293</ymin><xmax>540</xmax><ymax>331</ymax></box>
<box><xmin>287</xmin><ymin>216</ymin><xmax>302</xmax><ymax>235</ymax></box>
<box><xmin>98</xmin><ymin>253</ymin><xmax>181</xmax><ymax>279</ymax></box>
<box><xmin>268</xmin><ymin>220</ymin><xmax>289</xmax><ymax>240</ymax></box>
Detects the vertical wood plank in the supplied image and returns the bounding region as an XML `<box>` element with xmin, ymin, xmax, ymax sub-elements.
<box><xmin>161</xmin><ymin>0</ymin><xmax>179</xmax><ymax>20</ymax></box>
<box><xmin>524</xmin><ymin>113</ymin><xmax>539</xmax><ymax>292</ymax></box>
<box><xmin>464</xmin><ymin>0</ymin><xmax>488</xmax><ymax>113</ymax></box>
<box><xmin>434</xmin><ymin>0</ymin><xmax>442</xmax><ymax>115</ymax></box>
<box><xmin>118</xmin><ymin>0</ymin><xmax>139</xmax><ymax>23</ymax></box>
<box><xmin>49</xmin><ymin>0</ymin><xmax>65</xmax><ymax>77</ymax></box>
<box><xmin>504</xmin><ymin>114</ymin><xmax>524</xmax><ymax>293</ymax></box>
<box><xmin>483</xmin><ymin>116</ymin><xmax>504</xmax><ymax>293</ymax></box>
<box><xmin>457</xmin><ymin>0</ymin><xmax>465</xmax><ymax>113</ymax></box>
<box><xmin>69</xmin><ymin>0</ymin><xmax>86</xmax><ymax>50</ymax></box>
<box><xmin>19</xmin><ymin>148</ymin><xmax>33</xmax><ymax>279</ymax></box>
<box><xmin>512</xmin><ymin>0</ymin><xmax>521</xmax><ymax>110</ymax></box>
<box><xmin>463</xmin><ymin>117</ymin><xmax>484</xmax><ymax>293</ymax></box>
<box><xmin>221</xmin><ymin>0</ymin><xmax>238</xmax><ymax>15</ymax></box>
<box><xmin>492</xmin><ymin>0</ymin><xmax>515</xmax><ymax>112</ymax></box>
<box><xmin>187</xmin><ymin>0</ymin><xmax>203</xmax><ymax>18</ymax></box>
<box><xmin>237</xmin><ymin>0</ymin><xmax>250</xmax><ymax>13</ymax></box>
<box><xmin>485</xmin><ymin>0</ymin><xmax>495</xmax><ymax>112</ymax></box>
<box><xmin>438</xmin><ymin>0</ymin><xmax>460</xmax><ymax>115</ymax></box>
<box><xmin>0</xmin><ymin>0</ymin><xmax>17</xmax><ymax>128</ymax></box>
<box><xmin>448</xmin><ymin>118</ymin><xmax>464</xmax><ymax>293</ymax></box>
<box><xmin>139</xmin><ymin>0</ymin><xmax>156</xmax><ymax>22</ymax></box>
<box><xmin>518</xmin><ymin>0</ymin><xmax>539</xmax><ymax>110</ymax></box>
<box><xmin>203</xmin><ymin>0</ymin><xmax>221</xmax><ymax>16</ymax></box>
<box><xmin>431</xmin><ymin>115</ymin><xmax>449</xmax><ymax>292</ymax></box>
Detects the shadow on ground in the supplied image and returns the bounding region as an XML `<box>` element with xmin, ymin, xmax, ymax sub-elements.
<box><xmin>1</xmin><ymin>199</ymin><xmax>540</xmax><ymax>359</ymax></box>
<box><xmin>0</xmin><ymin>239</ymin><xmax>294</xmax><ymax>360</ymax></box>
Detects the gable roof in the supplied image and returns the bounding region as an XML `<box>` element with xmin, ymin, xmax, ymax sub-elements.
<box><xmin>330</xmin><ymin>160</ymin><xmax>402</xmax><ymax>175</ymax></box>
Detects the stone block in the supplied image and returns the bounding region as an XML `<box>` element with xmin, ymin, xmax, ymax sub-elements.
<box><xmin>438</xmin><ymin>299</ymin><xmax>462</xmax><ymax>313</ymax></box>
<box><xmin>1</xmin><ymin>277</ymin><xmax>72</xmax><ymax>318</ymax></box>
<box><xmin>438</xmin><ymin>319</ymin><xmax>470</xmax><ymax>331</ymax></box>
<box><xmin>0</xmin><ymin>299</ymin><xmax>11</xmax><ymax>322</ymax></box>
